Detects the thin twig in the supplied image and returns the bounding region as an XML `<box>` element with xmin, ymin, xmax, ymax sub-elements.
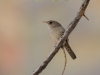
<box><xmin>61</xmin><ymin>47</ymin><xmax>67</xmax><ymax>75</ymax></box>
<box><xmin>32</xmin><ymin>0</ymin><xmax>90</xmax><ymax>75</ymax></box>
<box><xmin>83</xmin><ymin>13</ymin><xmax>89</xmax><ymax>20</ymax></box>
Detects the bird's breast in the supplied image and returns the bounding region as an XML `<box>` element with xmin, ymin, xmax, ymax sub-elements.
<box><xmin>48</xmin><ymin>26</ymin><xmax>65</xmax><ymax>43</ymax></box>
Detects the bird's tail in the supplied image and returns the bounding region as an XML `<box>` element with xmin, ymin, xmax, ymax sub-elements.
<box><xmin>64</xmin><ymin>42</ymin><xmax>76</xmax><ymax>59</ymax></box>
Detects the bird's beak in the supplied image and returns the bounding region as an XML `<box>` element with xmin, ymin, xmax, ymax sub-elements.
<box><xmin>42</xmin><ymin>21</ymin><xmax>48</xmax><ymax>24</ymax></box>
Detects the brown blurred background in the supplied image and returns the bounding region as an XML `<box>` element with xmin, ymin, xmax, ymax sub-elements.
<box><xmin>0</xmin><ymin>0</ymin><xmax>100</xmax><ymax>75</ymax></box>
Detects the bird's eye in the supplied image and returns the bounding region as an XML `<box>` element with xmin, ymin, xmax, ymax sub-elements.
<box><xmin>49</xmin><ymin>21</ymin><xmax>52</xmax><ymax>24</ymax></box>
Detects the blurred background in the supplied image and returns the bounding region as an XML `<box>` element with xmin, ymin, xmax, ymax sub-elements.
<box><xmin>0</xmin><ymin>0</ymin><xmax>100</xmax><ymax>75</ymax></box>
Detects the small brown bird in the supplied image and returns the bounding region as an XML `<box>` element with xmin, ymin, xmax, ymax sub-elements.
<box><xmin>43</xmin><ymin>20</ymin><xmax>76</xmax><ymax>59</ymax></box>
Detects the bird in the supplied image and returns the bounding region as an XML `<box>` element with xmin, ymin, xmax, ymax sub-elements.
<box><xmin>43</xmin><ymin>20</ymin><xmax>76</xmax><ymax>59</ymax></box>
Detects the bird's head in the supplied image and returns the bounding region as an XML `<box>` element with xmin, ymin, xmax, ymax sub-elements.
<box><xmin>43</xmin><ymin>20</ymin><xmax>61</xmax><ymax>28</ymax></box>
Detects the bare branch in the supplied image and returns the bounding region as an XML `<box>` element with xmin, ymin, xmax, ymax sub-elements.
<box><xmin>32</xmin><ymin>0</ymin><xmax>90</xmax><ymax>75</ymax></box>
